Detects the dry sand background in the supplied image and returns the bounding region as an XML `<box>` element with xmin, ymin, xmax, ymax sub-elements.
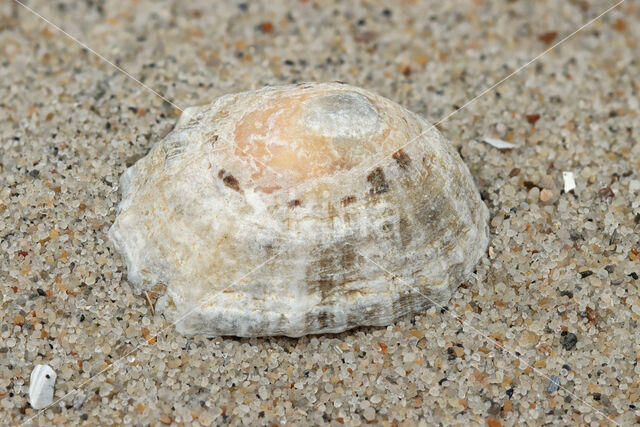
<box><xmin>1</xmin><ymin>0</ymin><xmax>639</xmax><ymax>425</ymax></box>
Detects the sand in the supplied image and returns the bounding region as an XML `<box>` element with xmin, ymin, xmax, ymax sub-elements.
<box><xmin>1</xmin><ymin>0</ymin><xmax>639</xmax><ymax>425</ymax></box>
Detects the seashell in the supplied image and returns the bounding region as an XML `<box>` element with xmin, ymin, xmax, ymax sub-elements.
<box><xmin>109</xmin><ymin>82</ymin><xmax>489</xmax><ymax>337</ymax></box>
<box><xmin>28</xmin><ymin>364</ymin><xmax>56</xmax><ymax>410</ymax></box>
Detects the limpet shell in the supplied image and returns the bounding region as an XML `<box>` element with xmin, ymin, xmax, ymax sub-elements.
<box><xmin>108</xmin><ymin>82</ymin><xmax>489</xmax><ymax>337</ymax></box>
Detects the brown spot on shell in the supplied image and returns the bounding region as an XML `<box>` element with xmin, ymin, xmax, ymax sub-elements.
<box><xmin>223</xmin><ymin>175</ymin><xmax>240</xmax><ymax>191</ymax></box>
<box><xmin>340</xmin><ymin>245</ymin><xmax>357</xmax><ymax>270</ymax></box>
<box><xmin>341</xmin><ymin>195</ymin><xmax>357</xmax><ymax>206</ymax></box>
<box><xmin>317</xmin><ymin>310</ymin><xmax>329</xmax><ymax>326</ymax></box>
<box><xmin>304</xmin><ymin>310</ymin><xmax>335</xmax><ymax>330</ymax></box>
<box><xmin>306</xmin><ymin>245</ymin><xmax>358</xmax><ymax>300</ymax></box>
<box><xmin>392</xmin><ymin>149</ymin><xmax>411</xmax><ymax>169</ymax></box>
<box><xmin>366</xmin><ymin>167</ymin><xmax>389</xmax><ymax>194</ymax></box>
<box><xmin>288</xmin><ymin>199</ymin><xmax>301</xmax><ymax>208</ymax></box>
<box><xmin>308</xmin><ymin>278</ymin><xmax>336</xmax><ymax>300</ymax></box>
<box><xmin>218</xmin><ymin>169</ymin><xmax>241</xmax><ymax>192</ymax></box>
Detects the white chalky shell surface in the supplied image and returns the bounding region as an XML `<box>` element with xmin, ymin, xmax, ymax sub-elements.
<box><xmin>28</xmin><ymin>364</ymin><xmax>56</xmax><ymax>410</ymax></box>
<box><xmin>109</xmin><ymin>82</ymin><xmax>490</xmax><ymax>337</ymax></box>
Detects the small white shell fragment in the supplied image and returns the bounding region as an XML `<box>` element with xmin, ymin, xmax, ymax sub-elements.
<box><xmin>562</xmin><ymin>171</ymin><xmax>576</xmax><ymax>193</ymax></box>
<box><xmin>482</xmin><ymin>137</ymin><xmax>515</xmax><ymax>149</ymax></box>
<box><xmin>109</xmin><ymin>82</ymin><xmax>490</xmax><ymax>337</ymax></box>
<box><xmin>28</xmin><ymin>364</ymin><xmax>56</xmax><ymax>410</ymax></box>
